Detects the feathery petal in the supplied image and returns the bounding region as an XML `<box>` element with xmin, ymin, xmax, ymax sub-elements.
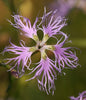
<box><xmin>53</xmin><ymin>35</ymin><xmax>79</xmax><ymax>70</ymax></box>
<box><xmin>8</xmin><ymin>15</ymin><xmax>38</xmax><ymax>39</ymax></box>
<box><xmin>26</xmin><ymin>57</ymin><xmax>59</xmax><ymax>95</ymax></box>
<box><xmin>40</xmin><ymin>8</ymin><xmax>67</xmax><ymax>37</ymax></box>
<box><xmin>3</xmin><ymin>41</ymin><xmax>32</xmax><ymax>74</ymax></box>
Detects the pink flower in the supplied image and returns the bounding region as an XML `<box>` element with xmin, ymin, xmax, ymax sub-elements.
<box><xmin>70</xmin><ymin>91</ymin><xmax>86</xmax><ymax>100</ymax></box>
<box><xmin>3</xmin><ymin>8</ymin><xmax>79</xmax><ymax>94</ymax></box>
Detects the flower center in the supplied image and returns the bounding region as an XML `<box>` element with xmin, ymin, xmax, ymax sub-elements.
<box><xmin>37</xmin><ymin>43</ymin><xmax>45</xmax><ymax>50</ymax></box>
<box><xmin>38</xmin><ymin>45</ymin><xmax>42</xmax><ymax>49</ymax></box>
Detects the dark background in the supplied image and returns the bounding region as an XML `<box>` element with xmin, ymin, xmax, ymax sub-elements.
<box><xmin>0</xmin><ymin>0</ymin><xmax>86</xmax><ymax>100</ymax></box>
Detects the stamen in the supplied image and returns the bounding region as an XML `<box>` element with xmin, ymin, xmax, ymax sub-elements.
<box><xmin>41</xmin><ymin>50</ymin><xmax>47</xmax><ymax>59</ymax></box>
<box><xmin>33</xmin><ymin>34</ymin><xmax>39</xmax><ymax>41</ymax></box>
<box><xmin>29</xmin><ymin>47</ymin><xmax>37</xmax><ymax>52</ymax></box>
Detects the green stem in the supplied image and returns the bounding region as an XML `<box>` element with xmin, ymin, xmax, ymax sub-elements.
<box><xmin>3</xmin><ymin>0</ymin><xmax>17</xmax><ymax>14</ymax></box>
<box><xmin>4</xmin><ymin>72</ymin><xmax>12</xmax><ymax>100</ymax></box>
<box><xmin>9</xmin><ymin>0</ymin><xmax>17</xmax><ymax>14</ymax></box>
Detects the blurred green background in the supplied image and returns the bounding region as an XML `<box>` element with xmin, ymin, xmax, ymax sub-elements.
<box><xmin>0</xmin><ymin>0</ymin><xmax>86</xmax><ymax>100</ymax></box>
